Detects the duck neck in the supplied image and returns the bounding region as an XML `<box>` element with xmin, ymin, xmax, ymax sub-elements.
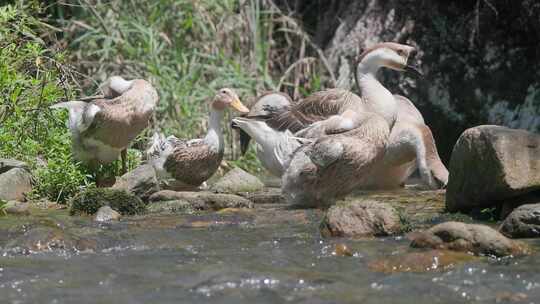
<box><xmin>204</xmin><ymin>108</ymin><xmax>224</xmax><ymax>153</ymax></box>
<box><xmin>355</xmin><ymin>61</ymin><xmax>397</xmax><ymax>127</ymax></box>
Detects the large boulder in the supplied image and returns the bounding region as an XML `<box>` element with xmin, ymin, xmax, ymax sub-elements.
<box><xmin>148</xmin><ymin>190</ymin><xmax>253</xmax><ymax>213</ymax></box>
<box><xmin>0</xmin><ymin>159</ymin><xmax>32</xmax><ymax>201</ymax></box>
<box><xmin>500</xmin><ymin>203</ymin><xmax>540</xmax><ymax>238</ymax></box>
<box><xmin>210</xmin><ymin>167</ymin><xmax>264</xmax><ymax>194</ymax></box>
<box><xmin>446</xmin><ymin>125</ymin><xmax>540</xmax><ymax>212</ymax></box>
<box><xmin>410</xmin><ymin>221</ymin><xmax>529</xmax><ymax>257</ymax></box>
<box><xmin>320</xmin><ymin>200</ymin><xmax>402</xmax><ymax>237</ymax></box>
<box><xmin>112</xmin><ymin>164</ymin><xmax>160</xmax><ymax>201</ymax></box>
<box><xmin>70</xmin><ymin>188</ymin><xmax>146</xmax><ymax>216</ymax></box>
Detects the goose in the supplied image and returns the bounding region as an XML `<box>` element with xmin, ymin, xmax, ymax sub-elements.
<box><xmin>242</xmin><ymin>42</ymin><xmax>446</xmax><ymax>191</ymax></box>
<box><xmin>51</xmin><ymin>76</ymin><xmax>158</xmax><ymax>183</ymax></box>
<box><xmin>265</xmin><ymin>42</ymin><xmax>422</xmax><ymax>137</ymax></box>
<box><xmin>364</xmin><ymin>96</ymin><xmax>448</xmax><ymax>189</ymax></box>
<box><xmin>230</xmin><ymin>92</ymin><xmax>302</xmax><ymax>177</ymax></box>
<box><xmin>232</xmin><ymin>116</ymin><xmax>310</xmax><ymax>177</ymax></box>
<box><xmin>147</xmin><ymin>88</ymin><xmax>249</xmax><ymax>190</ymax></box>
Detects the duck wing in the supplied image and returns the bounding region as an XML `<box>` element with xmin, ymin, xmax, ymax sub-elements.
<box><xmin>265</xmin><ymin>89</ymin><xmax>362</xmax><ymax>133</ymax></box>
<box><xmin>82</xmin><ymin>82</ymin><xmax>157</xmax><ymax>149</ymax></box>
<box><xmin>163</xmin><ymin>139</ymin><xmax>223</xmax><ymax>187</ymax></box>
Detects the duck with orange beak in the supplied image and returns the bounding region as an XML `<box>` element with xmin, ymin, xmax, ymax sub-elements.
<box><xmin>147</xmin><ymin>88</ymin><xmax>249</xmax><ymax>190</ymax></box>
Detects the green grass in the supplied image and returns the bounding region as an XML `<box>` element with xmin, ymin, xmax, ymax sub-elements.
<box><xmin>0</xmin><ymin>199</ymin><xmax>7</xmax><ymax>216</ymax></box>
<box><xmin>0</xmin><ymin>3</ymin><xmax>92</xmax><ymax>203</ymax></box>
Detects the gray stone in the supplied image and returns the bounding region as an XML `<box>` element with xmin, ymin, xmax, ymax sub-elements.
<box><xmin>500</xmin><ymin>203</ymin><xmax>540</xmax><ymax>238</ymax></box>
<box><xmin>320</xmin><ymin>200</ymin><xmax>401</xmax><ymax>237</ymax></box>
<box><xmin>4</xmin><ymin>201</ymin><xmax>30</xmax><ymax>215</ymax></box>
<box><xmin>94</xmin><ymin>206</ymin><xmax>121</xmax><ymax>222</ymax></box>
<box><xmin>410</xmin><ymin>221</ymin><xmax>529</xmax><ymax>257</ymax></box>
<box><xmin>148</xmin><ymin>190</ymin><xmax>253</xmax><ymax>213</ymax></box>
<box><xmin>0</xmin><ymin>159</ymin><xmax>28</xmax><ymax>172</ymax></box>
<box><xmin>210</xmin><ymin>167</ymin><xmax>264</xmax><ymax>194</ymax></box>
<box><xmin>0</xmin><ymin>159</ymin><xmax>33</xmax><ymax>201</ymax></box>
<box><xmin>112</xmin><ymin>164</ymin><xmax>160</xmax><ymax>201</ymax></box>
<box><xmin>446</xmin><ymin>125</ymin><xmax>540</xmax><ymax>212</ymax></box>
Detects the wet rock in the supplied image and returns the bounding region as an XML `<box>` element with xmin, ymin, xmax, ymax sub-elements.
<box><xmin>5</xmin><ymin>226</ymin><xmax>98</xmax><ymax>254</ymax></box>
<box><xmin>240</xmin><ymin>187</ymin><xmax>285</xmax><ymax>205</ymax></box>
<box><xmin>148</xmin><ymin>190</ymin><xmax>253</xmax><ymax>213</ymax></box>
<box><xmin>499</xmin><ymin>191</ymin><xmax>540</xmax><ymax>219</ymax></box>
<box><xmin>112</xmin><ymin>164</ymin><xmax>160</xmax><ymax>201</ymax></box>
<box><xmin>70</xmin><ymin>188</ymin><xmax>146</xmax><ymax>216</ymax></box>
<box><xmin>369</xmin><ymin>249</ymin><xmax>477</xmax><ymax>273</ymax></box>
<box><xmin>320</xmin><ymin>200</ymin><xmax>401</xmax><ymax>237</ymax></box>
<box><xmin>3</xmin><ymin>201</ymin><xmax>30</xmax><ymax>215</ymax></box>
<box><xmin>0</xmin><ymin>159</ymin><xmax>32</xmax><ymax>201</ymax></box>
<box><xmin>94</xmin><ymin>206</ymin><xmax>121</xmax><ymax>222</ymax></box>
<box><xmin>210</xmin><ymin>167</ymin><xmax>264</xmax><ymax>194</ymax></box>
<box><xmin>446</xmin><ymin>126</ymin><xmax>540</xmax><ymax>212</ymax></box>
<box><xmin>6</xmin><ymin>227</ymin><xmax>68</xmax><ymax>253</ymax></box>
<box><xmin>410</xmin><ymin>221</ymin><xmax>529</xmax><ymax>257</ymax></box>
<box><xmin>500</xmin><ymin>204</ymin><xmax>540</xmax><ymax>238</ymax></box>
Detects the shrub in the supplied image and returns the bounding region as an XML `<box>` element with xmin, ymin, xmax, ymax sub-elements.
<box><xmin>0</xmin><ymin>3</ymin><xmax>91</xmax><ymax>203</ymax></box>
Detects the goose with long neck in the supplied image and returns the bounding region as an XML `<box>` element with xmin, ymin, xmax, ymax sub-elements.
<box><xmin>51</xmin><ymin>76</ymin><xmax>159</xmax><ymax>182</ymax></box>
<box><xmin>265</xmin><ymin>42</ymin><xmax>419</xmax><ymax>138</ymax></box>
<box><xmin>147</xmin><ymin>88</ymin><xmax>249</xmax><ymax>190</ymax></box>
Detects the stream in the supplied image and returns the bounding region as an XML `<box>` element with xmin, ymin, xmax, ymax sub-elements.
<box><xmin>1</xmin><ymin>190</ymin><xmax>539</xmax><ymax>304</ymax></box>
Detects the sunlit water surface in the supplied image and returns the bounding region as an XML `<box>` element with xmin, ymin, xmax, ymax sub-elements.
<box><xmin>1</xmin><ymin>207</ymin><xmax>539</xmax><ymax>304</ymax></box>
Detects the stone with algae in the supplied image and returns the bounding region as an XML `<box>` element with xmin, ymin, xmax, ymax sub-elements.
<box><xmin>69</xmin><ymin>188</ymin><xmax>146</xmax><ymax>216</ymax></box>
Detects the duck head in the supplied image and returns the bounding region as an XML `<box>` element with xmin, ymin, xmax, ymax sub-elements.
<box><xmin>211</xmin><ymin>88</ymin><xmax>249</xmax><ymax>113</ymax></box>
<box><xmin>356</xmin><ymin>42</ymin><xmax>422</xmax><ymax>77</ymax></box>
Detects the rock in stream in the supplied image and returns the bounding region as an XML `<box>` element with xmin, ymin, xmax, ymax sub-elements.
<box><xmin>0</xmin><ymin>159</ymin><xmax>33</xmax><ymax>201</ymax></box>
<box><xmin>410</xmin><ymin>221</ymin><xmax>529</xmax><ymax>257</ymax></box>
<box><xmin>446</xmin><ymin>125</ymin><xmax>540</xmax><ymax>213</ymax></box>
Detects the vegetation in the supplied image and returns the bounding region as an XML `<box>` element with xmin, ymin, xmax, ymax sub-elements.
<box><xmin>0</xmin><ymin>199</ymin><xmax>7</xmax><ymax>216</ymax></box>
<box><xmin>0</xmin><ymin>3</ymin><xmax>90</xmax><ymax>203</ymax></box>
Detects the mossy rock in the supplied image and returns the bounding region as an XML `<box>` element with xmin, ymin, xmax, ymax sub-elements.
<box><xmin>69</xmin><ymin>188</ymin><xmax>146</xmax><ymax>216</ymax></box>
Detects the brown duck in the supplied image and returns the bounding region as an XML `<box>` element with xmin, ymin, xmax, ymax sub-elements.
<box><xmin>147</xmin><ymin>88</ymin><xmax>249</xmax><ymax>190</ymax></box>
<box><xmin>51</xmin><ymin>76</ymin><xmax>159</xmax><ymax>176</ymax></box>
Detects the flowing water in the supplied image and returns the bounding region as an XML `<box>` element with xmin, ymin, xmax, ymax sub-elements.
<box><xmin>1</xmin><ymin>194</ymin><xmax>540</xmax><ymax>304</ymax></box>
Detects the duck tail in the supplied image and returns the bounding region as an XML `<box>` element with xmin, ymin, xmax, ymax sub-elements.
<box><xmin>50</xmin><ymin>101</ymin><xmax>100</xmax><ymax>133</ymax></box>
<box><xmin>146</xmin><ymin>132</ymin><xmax>166</xmax><ymax>158</ymax></box>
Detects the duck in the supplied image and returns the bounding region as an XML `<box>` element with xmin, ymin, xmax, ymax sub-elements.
<box><xmin>146</xmin><ymin>88</ymin><xmax>249</xmax><ymax>190</ymax></box>
<box><xmin>51</xmin><ymin>76</ymin><xmax>159</xmax><ymax>182</ymax></box>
